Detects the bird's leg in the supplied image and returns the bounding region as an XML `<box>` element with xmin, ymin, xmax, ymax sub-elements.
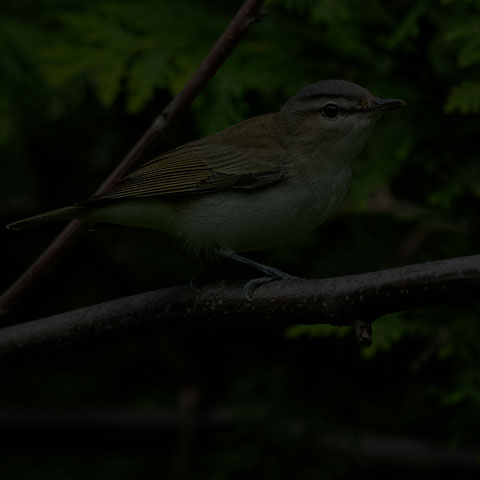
<box><xmin>217</xmin><ymin>249</ymin><xmax>298</xmax><ymax>300</ymax></box>
<box><xmin>218</xmin><ymin>249</ymin><xmax>290</xmax><ymax>277</ymax></box>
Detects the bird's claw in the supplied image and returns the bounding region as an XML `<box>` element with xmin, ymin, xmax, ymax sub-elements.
<box><xmin>243</xmin><ymin>273</ymin><xmax>299</xmax><ymax>301</ymax></box>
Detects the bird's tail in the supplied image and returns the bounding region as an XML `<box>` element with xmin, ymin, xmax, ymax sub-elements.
<box><xmin>6</xmin><ymin>205</ymin><xmax>89</xmax><ymax>230</ymax></box>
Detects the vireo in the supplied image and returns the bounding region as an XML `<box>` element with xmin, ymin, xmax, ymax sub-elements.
<box><xmin>7</xmin><ymin>80</ymin><xmax>405</xmax><ymax>296</ymax></box>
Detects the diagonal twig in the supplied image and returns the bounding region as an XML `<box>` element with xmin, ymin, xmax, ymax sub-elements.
<box><xmin>0</xmin><ymin>0</ymin><xmax>266</xmax><ymax>317</ymax></box>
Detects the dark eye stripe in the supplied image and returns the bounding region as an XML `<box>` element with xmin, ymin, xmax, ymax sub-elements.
<box><xmin>317</xmin><ymin>107</ymin><xmax>374</xmax><ymax>115</ymax></box>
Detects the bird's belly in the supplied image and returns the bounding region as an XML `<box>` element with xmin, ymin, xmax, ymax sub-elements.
<box><xmin>87</xmin><ymin>175</ymin><xmax>350</xmax><ymax>253</ymax></box>
<box><xmin>176</xmin><ymin>178</ymin><xmax>349</xmax><ymax>253</ymax></box>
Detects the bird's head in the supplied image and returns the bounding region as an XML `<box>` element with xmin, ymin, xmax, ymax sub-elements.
<box><xmin>281</xmin><ymin>79</ymin><xmax>406</xmax><ymax>156</ymax></box>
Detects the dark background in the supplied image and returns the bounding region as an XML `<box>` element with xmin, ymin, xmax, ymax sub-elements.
<box><xmin>1</xmin><ymin>0</ymin><xmax>480</xmax><ymax>478</ymax></box>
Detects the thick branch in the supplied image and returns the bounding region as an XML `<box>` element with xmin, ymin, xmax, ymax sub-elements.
<box><xmin>0</xmin><ymin>255</ymin><xmax>478</xmax><ymax>358</ymax></box>
<box><xmin>0</xmin><ymin>0</ymin><xmax>266</xmax><ymax>317</ymax></box>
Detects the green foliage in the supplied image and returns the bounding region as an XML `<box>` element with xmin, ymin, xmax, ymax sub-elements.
<box><xmin>36</xmin><ymin>1</ymin><xmax>224</xmax><ymax>113</ymax></box>
<box><xmin>0</xmin><ymin>16</ymin><xmax>46</xmax><ymax>143</ymax></box>
<box><xmin>445</xmin><ymin>81</ymin><xmax>480</xmax><ymax>113</ymax></box>
<box><xmin>444</xmin><ymin>13</ymin><xmax>480</xmax><ymax>68</ymax></box>
<box><xmin>285</xmin><ymin>323</ymin><xmax>351</xmax><ymax>339</ymax></box>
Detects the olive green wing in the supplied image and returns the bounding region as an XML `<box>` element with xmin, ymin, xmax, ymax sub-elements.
<box><xmin>94</xmin><ymin>136</ymin><xmax>291</xmax><ymax>201</ymax></box>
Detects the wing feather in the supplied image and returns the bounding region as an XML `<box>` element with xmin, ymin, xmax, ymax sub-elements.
<box><xmin>94</xmin><ymin>113</ymin><xmax>291</xmax><ymax>201</ymax></box>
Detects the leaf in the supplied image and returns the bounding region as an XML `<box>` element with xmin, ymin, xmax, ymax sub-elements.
<box><xmin>361</xmin><ymin>313</ymin><xmax>412</xmax><ymax>358</ymax></box>
<box><xmin>387</xmin><ymin>0</ymin><xmax>429</xmax><ymax>48</ymax></box>
<box><xmin>126</xmin><ymin>50</ymin><xmax>171</xmax><ymax>113</ymax></box>
<box><xmin>444</xmin><ymin>19</ymin><xmax>480</xmax><ymax>68</ymax></box>
<box><xmin>285</xmin><ymin>324</ymin><xmax>351</xmax><ymax>339</ymax></box>
<box><xmin>39</xmin><ymin>11</ymin><xmax>142</xmax><ymax>107</ymax></box>
<box><xmin>445</xmin><ymin>81</ymin><xmax>480</xmax><ymax>114</ymax></box>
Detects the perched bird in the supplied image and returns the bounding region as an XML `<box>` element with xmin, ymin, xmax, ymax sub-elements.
<box><xmin>7</xmin><ymin>80</ymin><xmax>406</xmax><ymax>297</ymax></box>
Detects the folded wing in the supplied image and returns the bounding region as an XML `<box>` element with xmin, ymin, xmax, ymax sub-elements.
<box><xmin>93</xmin><ymin>115</ymin><xmax>291</xmax><ymax>201</ymax></box>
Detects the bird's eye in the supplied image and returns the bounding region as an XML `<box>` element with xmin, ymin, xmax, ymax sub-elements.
<box><xmin>322</xmin><ymin>103</ymin><xmax>340</xmax><ymax>119</ymax></box>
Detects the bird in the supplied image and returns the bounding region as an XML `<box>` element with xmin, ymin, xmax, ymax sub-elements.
<box><xmin>7</xmin><ymin>79</ymin><xmax>406</xmax><ymax>297</ymax></box>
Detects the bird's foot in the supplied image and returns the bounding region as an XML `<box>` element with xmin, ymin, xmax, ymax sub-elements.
<box><xmin>216</xmin><ymin>248</ymin><xmax>301</xmax><ymax>301</ymax></box>
<box><xmin>243</xmin><ymin>272</ymin><xmax>299</xmax><ymax>301</ymax></box>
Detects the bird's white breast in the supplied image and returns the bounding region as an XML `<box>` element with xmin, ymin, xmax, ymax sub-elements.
<box><xmin>175</xmin><ymin>152</ymin><xmax>355</xmax><ymax>253</ymax></box>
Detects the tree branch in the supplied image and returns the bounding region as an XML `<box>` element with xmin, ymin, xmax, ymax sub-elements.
<box><xmin>0</xmin><ymin>0</ymin><xmax>266</xmax><ymax>317</ymax></box>
<box><xmin>0</xmin><ymin>254</ymin><xmax>478</xmax><ymax>358</ymax></box>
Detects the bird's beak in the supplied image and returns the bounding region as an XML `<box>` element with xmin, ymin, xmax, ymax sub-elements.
<box><xmin>371</xmin><ymin>97</ymin><xmax>407</xmax><ymax>111</ymax></box>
